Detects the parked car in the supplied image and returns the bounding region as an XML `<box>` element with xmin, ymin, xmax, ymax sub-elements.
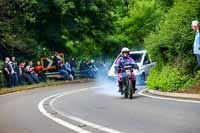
<box><xmin>107</xmin><ymin>50</ymin><xmax>156</xmax><ymax>84</ymax></box>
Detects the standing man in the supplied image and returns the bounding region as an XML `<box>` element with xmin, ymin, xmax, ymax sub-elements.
<box><xmin>4</xmin><ymin>57</ymin><xmax>14</xmax><ymax>87</ymax></box>
<box><xmin>192</xmin><ymin>20</ymin><xmax>200</xmax><ymax>65</ymax></box>
<box><xmin>11</xmin><ymin>56</ymin><xmax>19</xmax><ymax>86</ymax></box>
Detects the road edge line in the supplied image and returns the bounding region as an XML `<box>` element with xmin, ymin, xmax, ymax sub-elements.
<box><xmin>138</xmin><ymin>89</ymin><xmax>200</xmax><ymax>104</ymax></box>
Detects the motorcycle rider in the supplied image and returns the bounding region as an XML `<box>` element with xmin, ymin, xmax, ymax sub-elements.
<box><xmin>115</xmin><ymin>47</ymin><xmax>138</xmax><ymax>92</ymax></box>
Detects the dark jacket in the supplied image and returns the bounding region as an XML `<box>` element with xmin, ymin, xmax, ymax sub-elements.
<box><xmin>70</xmin><ymin>60</ymin><xmax>77</xmax><ymax>68</ymax></box>
<box><xmin>80</xmin><ymin>62</ymin><xmax>89</xmax><ymax>72</ymax></box>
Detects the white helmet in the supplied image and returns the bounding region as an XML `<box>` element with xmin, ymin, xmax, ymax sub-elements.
<box><xmin>121</xmin><ymin>47</ymin><xmax>130</xmax><ymax>54</ymax></box>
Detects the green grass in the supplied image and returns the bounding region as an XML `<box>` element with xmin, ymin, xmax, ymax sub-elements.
<box><xmin>0</xmin><ymin>79</ymin><xmax>92</xmax><ymax>95</ymax></box>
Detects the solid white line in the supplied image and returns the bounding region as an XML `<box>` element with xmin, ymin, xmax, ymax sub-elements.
<box><xmin>67</xmin><ymin>116</ymin><xmax>124</xmax><ymax>133</ymax></box>
<box><xmin>138</xmin><ymin>89</ymin><xmax>200</xmax><ymax>104</ymax></box>
<box><xmin>50</xmin><ymin>90</ymin><xmax>124</xmax><ymax>133</ymax></box>
<box><xmin>38</xmin><ymin>88</ymin><xmax>94</xmax><ymax>133</ymax></box>
<box><xmin>38</xmin><ymin>86</ymin><xmax>124</xmax><ymax>133</ymax></box>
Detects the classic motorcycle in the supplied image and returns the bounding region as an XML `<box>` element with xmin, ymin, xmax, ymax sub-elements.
<box><xmin>121</xmin><ymin>64</ymin><xmax>138</xmax><ymax>99</ymax></box>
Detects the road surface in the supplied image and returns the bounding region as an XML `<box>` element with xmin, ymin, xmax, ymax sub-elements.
<box><xmin>0</xmin><ymin>81</ymin><xmax>200</xmax><ymax>133</ymax></box>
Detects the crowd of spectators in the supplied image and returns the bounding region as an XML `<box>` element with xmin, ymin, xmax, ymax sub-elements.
<box><xmin>3</xmin><ymin>52</ymin><xmax>106</xmax><ymax>88</ymax></box>
<box><xmin>80</xmin><ymin>59</ymin><xmax>108</xmax><ymax>79</ymax></box>
<box><xmin>4</xmin><ymin>57</ymin><xmax>47</xmax><ymax>87</ymax></box>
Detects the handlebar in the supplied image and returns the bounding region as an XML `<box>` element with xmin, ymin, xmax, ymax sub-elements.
<box><xmin>124</xmin><ymin>64</ymin><xmax>139</xmax><ymax>70</ymax></box>
<box><xmin>115</xmin><ymin>64</ymin><xmax>140</xmax><ymax>74</ymax></box>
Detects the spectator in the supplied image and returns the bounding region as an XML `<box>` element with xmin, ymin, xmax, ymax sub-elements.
<box><xmin>69</xmin><ymin>58</ymin><xmax>77</xmax><ymax>79</ymax></box>
<box><xmin>11</xmin><ymin>56</ymin><xmax>19</xmax><ymax>86</ymax></box>
<box><xmin>18</xmin><ymin>62</ymin><xmax>26</xmax><ymax>85</ymax></box>
<box><xmin>90</xmin><ymin>59</ymin><xmax>98</xmax><ymax>73</ymax></box>
<box><xmin>53</xmin><ymin>52</ymin><xmax>63</xmax><ymax>66</ymax></box>
<box><xmin>80</xmin><ymin>59</ymin><xmax>88</xmax><ymax>76</ymax></box>
<box><xmin>4</xmin><ymin>57</ymin><xmax>14</xmax><ymax>87</ymax></box>
<box><xmin>64</xmin><ymin>61</ymin><xmax>73</xmax><ymax>80</ymax></box>
<box><xmin>20</xmin><ymin>61</ymin><xmax>35</xmax><ymax>85</ymax></box>
<box><xmin>25</xmin><ymin>61</ymin><xmax>39</xmax><ymax>83</ymax></box>
<box><xmin>80</xmin><ymin>59</ymin><xmax>86</xmax><ymax>72</ymax></box>
<box><xmin>88</xmin><ymin>60</ymin><xmax>97</xmax><ymax>78</ymax></box>
<box><xmin>192</xmin><ymin>20</ymin><xmax>200</xmax><ymax>65</ymax></box>
<box><xmin>80</xmin><ymin>59</ymin><xmax>95</xmax><ymax>78</ymax></box>
<box><xmin>55</xmin><ymin>59</ymin><xmax>69</xmax><ymax>80</ymax></box>
<box><xmin>35</xmin><ymin>61</ymin><xmax>47</xmax><ymax>82</ymax></box>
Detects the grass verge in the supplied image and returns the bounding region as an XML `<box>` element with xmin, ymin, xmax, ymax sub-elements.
<box><xmin>175</xmin><ymin>83</ymin><xmax>200</xmax><ymax>95</ymax></box>
<box><xmin>0</xmin><ymin>79</ymin><xmax>92</xmax><ymax>95</ymax></box>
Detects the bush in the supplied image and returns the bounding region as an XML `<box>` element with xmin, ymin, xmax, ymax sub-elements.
<box><xmin>145</xmin><ymin>0</ymin><xmax>200</xmax><ymax>70</ymax></box>
<box><xmin>147</xmin><ymin>65</ymin><xmax>192</xmax><ymax>92</ymax></box>
<box><xmin>145</xmin><ymin>0</ymin><xmax>200</xmax><ymax>91</ymax></box>
<box><xmin>182</xmin><ymin>77</ymin><xmax>199</xmax><ymax>89</ymax></box>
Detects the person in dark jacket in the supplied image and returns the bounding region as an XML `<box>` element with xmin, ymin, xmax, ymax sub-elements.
<box><xmin>54</xmin><ymin>56</ymin><xmax>69</xmax><ymax>80</ymax></box>
<box><xmin>11</xmin><ymin>56</ymin><xmax>19</xmax><ymax>86</ymax></box>
<box><xmin>80</xmin><ymin>59</ymin><xmax>95</xmax><ymax>78</ymax></box>
<box><xmin>25</xmin><ymin>61</ymin><xmax>39</xmax><ymax>83</ymax></box>
<box><xmin>18</xmin><ymin>62</ymin><xmax>26</xmax><ymax>85</ymax></box>
<box><xmin>69</xmin><ymin>58</ymin><xmax>77</xmax><ymax>79</ymax></box>
<box><xmin>4</xmin><ymin>57</ymin><xmax>14</xmax><ymax>87</ymax></box>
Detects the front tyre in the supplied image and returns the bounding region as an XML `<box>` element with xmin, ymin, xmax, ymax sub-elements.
<box><xmin>123</xmin><ymin>81</ymin><xmax>128</xmax><ymax>98</ymax></box>
<box><xmin>128</xmin><ymin>79</ymin><xmax>133</xmax><ymax>99</ymax></box>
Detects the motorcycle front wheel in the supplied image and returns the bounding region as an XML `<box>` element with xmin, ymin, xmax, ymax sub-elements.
<box><xmin>128</xmin><ymin>79</ymin><xmax>133</xmax><ymax>99</ymax></box>
<box><xmin>123</xmin><ymin>80</ymin><xmax>128</xmax><ymax>98</ymax></box>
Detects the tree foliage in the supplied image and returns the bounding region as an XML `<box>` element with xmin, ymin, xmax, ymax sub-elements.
<box><xmin>1</xmin><ymin>0</ymin><xmax>200</xmax><ymax>90</ymax></box>
<box><xmin>145</xmin><ymin>0</ymin><xmax>200</xmax><ymax>91</ymax></box>
<box><xmin>0</xmin><ymin>0</ymin><xmax>169</xmax><ymax>60</ymax></box>
<box><xmin>0</xmin><ymin>0</ymin><xmax>116</xmax><ymax>59</ymax></box>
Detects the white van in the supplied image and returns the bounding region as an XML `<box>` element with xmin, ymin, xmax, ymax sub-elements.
<box><xmin>107</xmin><ymin>50</ymin><xmax>156</xmax><ymax>83</ymax></box>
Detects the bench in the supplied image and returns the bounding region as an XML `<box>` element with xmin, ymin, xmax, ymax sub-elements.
<box><xmin>45</xmin><ymin>72</ymin><xmax>64</xmax><ymax>79</ymax></box>
<box><xmin>44</xmin><ymin>71</ymin><xmax>91</xmax><ymax>80</ymax></box>
<box><xmin>45</xmin><ymin>71</ymin><xmax>76</xmax><ymax>80</ymax></box>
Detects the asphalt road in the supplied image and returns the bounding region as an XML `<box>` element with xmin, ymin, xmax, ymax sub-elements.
<box><xmin>0</xmin><ymin>81</ymin><xmax>200</xmax><ymax>133</ymax></box>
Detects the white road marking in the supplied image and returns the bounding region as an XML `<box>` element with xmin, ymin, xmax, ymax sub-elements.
<box><xmin>38</xmin><ymin>86</ymin><xmax>124</xmax><ymax>133</ymax></box>
<box><xmin>38</xmin><ymin>90</ymin><xmax>92</xmax><ymax>133</ymax></box>
<box><xmin>49</xmin><ymin>89</ymin><xmax>124</xmax><ymax>133</ymax></box>
<box><xmin>67</xmin><ymin>116</ymin><xmax>123</xmax><ymax>133</ymax></box>
<box><xmin>138</xmin><ymin>89</ymin><xmax>200</xmax><ymax>104</ymax></box>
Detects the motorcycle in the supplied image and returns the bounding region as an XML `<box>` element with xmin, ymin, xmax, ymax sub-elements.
<box><xmin>121</xmin><ymin>64</ymin><xmax>138</xmax><ymax>99</ymax></box>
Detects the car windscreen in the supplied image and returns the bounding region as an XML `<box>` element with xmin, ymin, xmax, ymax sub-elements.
<box><xmin>129</xmin><ymin>53</ymin><xmax>143</xmax><ymax>63</ymax></box>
